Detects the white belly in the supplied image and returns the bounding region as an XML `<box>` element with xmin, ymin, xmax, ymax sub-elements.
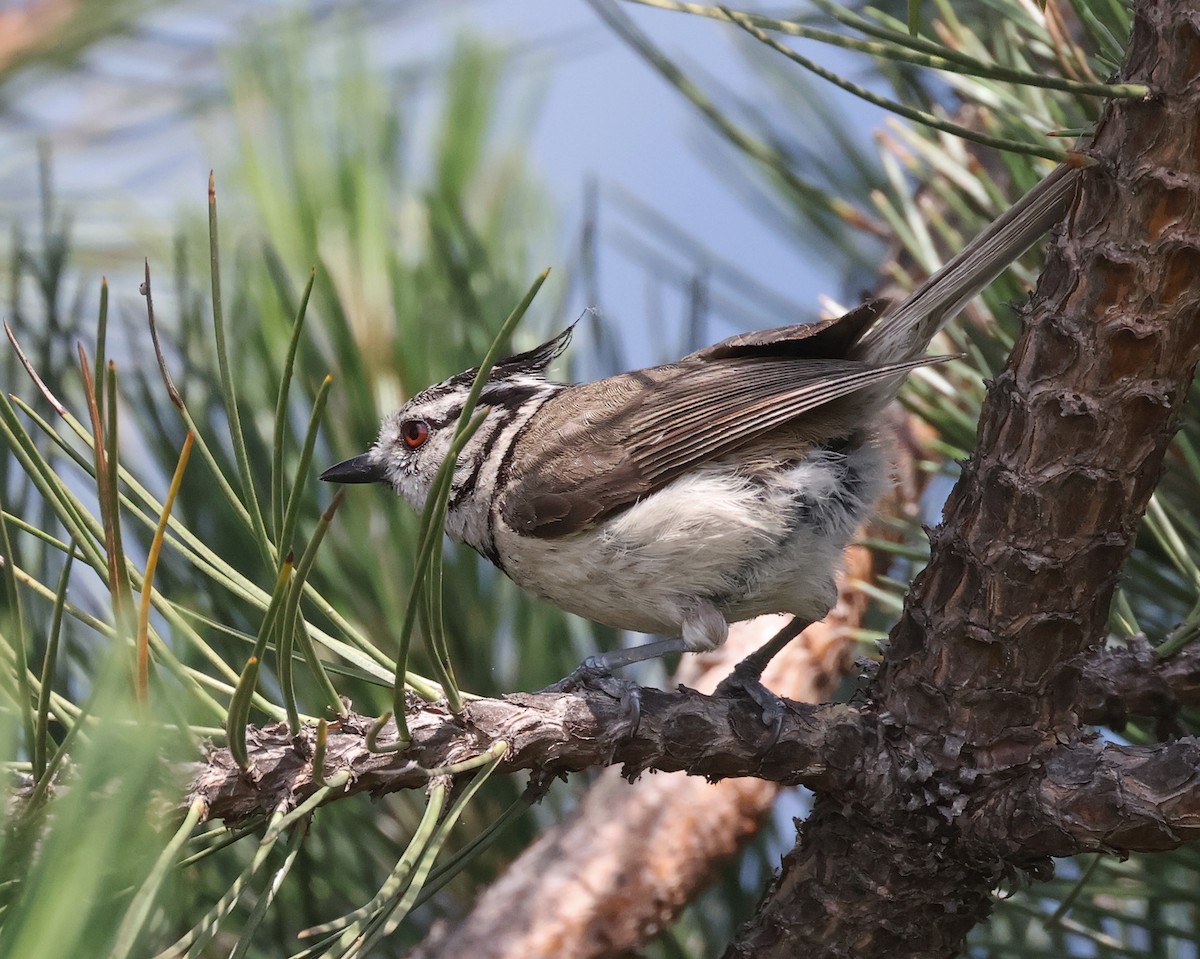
<box><xmin>491</xmin><ymin>443</ymin><xmax>883</xmax><ymax>644</ymax></box>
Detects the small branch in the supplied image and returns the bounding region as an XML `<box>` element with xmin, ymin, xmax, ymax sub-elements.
<box><xmin>190</xmin><ymin>685</ymin><xmax>871</xmax><ymax>828</ymax></box>
<box><xmin>967</xmin><ymin>736</ymin><xmax>1200</xmax><ymax>857</ymax></box>
<box><xmin>1069</xmin><ymin>635</ymin><xmax>1200</xmax><ymax>733</ymax></box>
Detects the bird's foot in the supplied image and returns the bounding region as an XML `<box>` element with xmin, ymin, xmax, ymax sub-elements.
<box><xmin>712</xmin><ymin>616</ymin><xmax>811</xmax><ymax>747</ymax></box>
<box><xmin>713</xmin><ymin>660</ymin><xmax>788</xmax><ymax>744</ymax></box>
<box><xmin>541</xmin><ymin>659</ymin><xmax>642</xmax><ymax>739</ymax></box>
<box><xmin>541</xmin><ymin>654</ymin><xmax>614</xmax><ymax>694</ymax></box>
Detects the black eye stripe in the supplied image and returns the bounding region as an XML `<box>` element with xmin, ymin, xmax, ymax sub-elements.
<box><xmin>402</xmin><ymin>381</ymin><xmax>547</xmax><ymax>440</ymax></box>
<box><xmin>413</xmin><ymin>406</ymin><xmax>489</xmax><ymax>433</ymax></box>
<box><xmin>400</xmin><ymin>386</ymin><xmax>551</xmax><ymax>444</ymax></box>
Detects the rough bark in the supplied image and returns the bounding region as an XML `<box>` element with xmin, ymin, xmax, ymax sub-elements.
<box><xmin>190</xmin><ymin>685</ymin><xmax>863</xmax><ymax>825</ymax></box>
<box><xmin>1070</xmin><ymin>636</ymin><xmax>1200</xmax><ymax>731</ymax></box>
<box><xmin>968</xmin><ymin>736</ymin><xmax>1200</xmax><ymax>855</ymax></box>
<box><xmin>727</xmin><ymin>0</ymin><xmax>1200</xmax><ymax>955</ymax></box>
<box><xmin>190</xmin><ymin>627</ymin><xmax>1200</xmax><ymax>845</ymax></box>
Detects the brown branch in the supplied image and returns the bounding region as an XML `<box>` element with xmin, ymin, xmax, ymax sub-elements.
<box><xmin>190</xmin><ymin>682</ymin><xmax>872</xmax><ymax>827</ymax></box>
<box><xmin>1070</xmin><ymin>635</ymin><xmax>1200</xmax><ymax>732</ymax></box>
<box><xmin>967</xmin><ymin>737</ymin><xmax>1200</xmax><ymax>856</ymax></box>
<box><xmin>191</xmin><ymin>628</ymin><xmax>1200</xmax><ymax>853</ymax></box>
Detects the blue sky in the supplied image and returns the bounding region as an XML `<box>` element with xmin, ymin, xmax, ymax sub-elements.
<box><xmin>0</xmin><ymin>0</ymin><xmax>888</xmax><ymax>367</ymax></box>
<box><xmin>417</xmin><ymin>1</ymin><xmax>888</xmax><ymax>363</ymax></box>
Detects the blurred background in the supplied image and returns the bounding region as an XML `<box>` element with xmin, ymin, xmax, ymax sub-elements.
<box><xmin>0</xmin><ymin>0</ymin><xmax>889</xmax><ymax>366</ymax></box>
<box><xmin>7</xmin><ymin>1</ymin><xmax>1200</xmax><ymax>958</ymax></box>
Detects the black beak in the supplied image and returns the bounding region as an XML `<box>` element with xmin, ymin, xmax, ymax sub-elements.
<box><xmin>320</xmin><ymin>453</ymin><xmax>385</xmax><ymax>485</ymax></box>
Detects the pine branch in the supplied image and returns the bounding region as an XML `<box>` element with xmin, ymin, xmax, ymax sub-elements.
<box><xmin>968</xmin><ymin>737</ymin><xmax>1200</xmax><ymax>856</ymax></box>
<box><xmin>188</xmin><ymin>638</ymin><xmax>1200</xmax><ymax>862</ymax></box>
<box><xmin>188</xmin><ymin>688</ymin><xmax>867</xmax><ymax>827</ymax></box>
<box><xmin>1070</xmin><ymin>635</ymin><xmax>1200</xmax><ymax>732</ymax></box>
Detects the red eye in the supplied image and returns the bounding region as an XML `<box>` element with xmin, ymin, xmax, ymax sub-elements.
<box><xmin>401</xmin><ymin>420</ymin><xmax>429</xmax><ymax>449</ymax></box>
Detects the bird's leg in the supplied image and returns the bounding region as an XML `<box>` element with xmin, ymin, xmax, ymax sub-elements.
<box><xmin>582</xmin><ymin>638</ymin><xmax>690</xmax><ymax>673</ymax></box>
<box><xmin>545</xmin><ymin>637</ymin><xmax>689</xmax><ymax>692</ymax></box>
<box><xmin>713</xmin><ymin>617</ymin><xmax>811</xmax><ymax>734</ymax></box>
<box><xmin>542</xmin><ymin>643</ymin><xmax>686</xmax><ymax>696</ymax></box>
<box><xmin>549</xmin><ymin>597</ymin><xmax>721</xmax><ymax>684</ymax></box>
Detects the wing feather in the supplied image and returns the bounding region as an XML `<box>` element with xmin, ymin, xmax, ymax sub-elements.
<box><xmin>633</xmin><ymin>357</ymin><xmax>933</xmax><ymax>476</ymax></box>
<box><xmin>501</xmin><ymin>352</ymin><xmax>941</xmax><ymax>537</ymax></box>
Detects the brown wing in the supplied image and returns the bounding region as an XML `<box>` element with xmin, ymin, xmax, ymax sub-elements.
<box><xmin>501</xmin><ymin>350</ymin><xmax>932</xmax><ymax>538</ymax></box>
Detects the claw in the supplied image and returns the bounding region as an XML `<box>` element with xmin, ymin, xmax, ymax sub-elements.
<box><xmin>712</xmin><ymin>616</ymin><xmax>811</xmax><ymax>750</ymax></box>
<box><xmin>540</xmin><ymin>659</ymin><xmax>611</xmax><ymax>694</ymax></box>
<box><xmin>540</xmin><ymin>664</ymin><xmax>642</xmax><ymax>740</ymax></box>
<box><xmin>714</xmin><ymin>664</ymin><xmax>787</xmax><ymax>750</ymax></box>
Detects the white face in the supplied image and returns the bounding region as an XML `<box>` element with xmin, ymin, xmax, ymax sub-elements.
<box><xmin>369</xmin><ymin>386</ymin><xmax>468</xmax><ymax>512</ymax></box>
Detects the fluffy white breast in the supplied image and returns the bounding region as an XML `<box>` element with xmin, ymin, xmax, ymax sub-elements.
<box><xmin>489</xmin><ymin>439</ymin><xmax>885</xmax><ymax>644</ymax></box>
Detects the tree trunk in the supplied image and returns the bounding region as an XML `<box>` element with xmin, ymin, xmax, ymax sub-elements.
<box><xmin>727</xmin><ymin>0</ymin><xmax>1200</xmax><ymax>955</ymax></box>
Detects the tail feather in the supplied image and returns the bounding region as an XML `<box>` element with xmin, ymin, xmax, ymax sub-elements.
<box><xmin>855</xmin><ymin>163</ymin><xmax>1082</xmax><ymax>365</ymax></box>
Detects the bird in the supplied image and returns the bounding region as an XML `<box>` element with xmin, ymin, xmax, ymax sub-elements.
<box><xmin>321</xmin><ymin>164</ymin><xmax>1080</xmax><ymax>702</ymax></box>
